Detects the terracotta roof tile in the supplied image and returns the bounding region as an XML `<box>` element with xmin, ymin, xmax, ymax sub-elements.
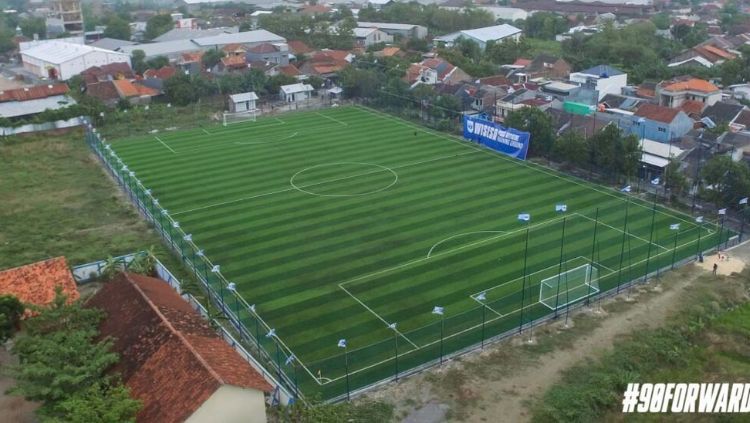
<box><xmin>221</xmin><ymin>43</ymin><xmax>246</xmax><ymax>54</ymax></box>
<box><xmin>112</xmin><ymin>79</ymin><xmax>159</xmax><ymax>98</ymax></box>
<box><xmin>635</xmin><ymin>103</ymin><xmax>682</xmax><ymax>124</ymax></box>
<box><xmin>513</xmin><ymin>58</ymin><xmax>532</xmax><ymax>67</ymax></box>
<box><xmin>86</xmin><ymin>81</ymin><xmax>120</xmax><ymax>102</ymax></box>
<box><xmin>221</xmin><ymin>55</ymin><xmax>247</xmax><ymax>68</ymax></box>
<box><xmin>378</xmin><ymin>47</ymin><xmax>401</xmax><ymax>57</ymax></box>
<box><xmin>0</xmin><ymin>257</ymin><xmax>78</xmax><ymax>315</ymax></box>
<box><xmin>662</xmin><ymin>78</ymin><xmax>719</xmax><ymax>93</ymax></box>
<box><xmin>287</xmin><ymin>40</ymin><xmax>312</xmax><ymax>55</ymax></box>
<box><xmin>86</xmin><ymin>273</ymin><xmax>271</xmax><ymax>423</ymax></box>
<box><xmin>278</xmin><ymin>64</ymin><xmax>301</xmax><ymax>77</ymax></box>
<box><xmin>0</xmin><ymin>83</ymin><xmax>69</xmax><ymax>102</ymax></box>
<box><xmin>680</xmin><ymin>99</ymin><xmax>705</xmax><ymax>116</ymax></box>
<box><xmin>144</xmin><ymin>66</ymin><xmax>177</xmax><ymax>80</ymax></box>
<box><xmin>248</xmin><ymin>43</ymin><xmax>279</xmax><ymax>54</ymax></box>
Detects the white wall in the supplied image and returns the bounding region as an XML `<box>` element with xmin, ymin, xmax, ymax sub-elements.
<box><xmin>59</xmin><ymin>50</ymin><xmax>130</xmax><ymax>80</ymax></box>
<box><xmin>570</xmin><ymin>72</ymin><xmax>627</xmax><ymax>101</ymax></box>
<box><xmin>186</xmin><ymin>385</ymin><xmax>267</xmax><ymax>423</ymax></box>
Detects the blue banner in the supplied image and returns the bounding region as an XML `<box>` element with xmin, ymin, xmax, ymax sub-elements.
<box><xmin>463</xmin><ymin>115</ymin><xmax>530</xmax><ymax>160</ymax></box>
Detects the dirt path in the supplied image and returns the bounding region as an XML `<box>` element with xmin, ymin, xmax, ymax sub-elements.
<box><xmin>363</xmin><ymin>244</ymin><xmax>749</xmax><ymax>422</ymax></box>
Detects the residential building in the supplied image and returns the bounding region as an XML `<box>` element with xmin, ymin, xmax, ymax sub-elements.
<box><xmin>356</xmin><ymin>22</ymin><xmax>428</xmax><ymax>39</ymax></box>
<box><xmin>631</xmin><ymin>103</ymin><xmax>694</xmax><ymax>142</ymax></box>
<box><xmin>280</xmin><ymin>82</ymin><xmax>314</xmax><ymax>102</ymax></box>
<box><xmin>287</xmin><ymin>40</ymin><xmax>313</xmax><ymax>56</ymax></box>
<box><xmin>21</xmin><ymin>41</ymin><xmax>130</xmax><ymax>80</ymax></box>
<box><xmin>701</xmin><ymin>101</ymin><xmax>747</xmax><ymax>126</ymax></box>
<box><xmin>509</xmin><ymin>54</ymin><xmax>571</xmax><ymax>82</ymax></box>
<box><xmin>367</xmin><ymin>0</ymin><xmax>394</xmax><ymax>10</ymax></box>
<box><xmin>0</xmin><ymin>257</ymin><xmax>78</xmax><ymax>315</ymax></box>
<box><xmin>50</xmin><ymin>0</ymin><xmax>83</xmax><ymax>36</ymax></box>
<box><xmin>228</xmin><ymin>91</ymin><xmax>258</xmax><ymax>113</ymax></box>
<box><xmin>246</xmin><ymin>43</ymin><xmax>289</xmax><ymax>66</ymax></box>
<box><xmin>85</xmin><ymin>80</ymin><xmax>120</xmax><ymax>106</ymax></box>
<box><xmin>87</xmin><ymin>272</ymin><xmax>272</xmax><ymax>423</ymax></box>
<box><xmin>298</xmin><ymin>50</ymin><xmax>353</xmax><ymax>79</ymax></box>
<box><xmin>112</xmin><ymin>79</ymin><xmax>160</xmax><ymax>105</ymax></box>
<box><xmin>353</xmin><ymin>27</ymin><xmax>393</xmax><ymax>48</ymax></box>
<box><xmin>656</xmin><ymin>77</ymin><xmax>721</xmax><ymax>108</ymax></box>
<box><xmin>80</xmin><ymin>62</ymin><xmax>135</xmax><ymax>84</ymax></box>
<box><xmin>404</xmin><ymin>58</ymin><xmax>471</xmax><ymax>87</ymax></box>
<box><xmin>569</xmin><ymin>65</ymin><xmax>627</xmax><ymax>101</ymax></box>
<box><xmin>434</xmin><ymin>24</ymin><xmax>522</xmax><ymax>51</ymax></box>
<box><xmin>639</xmin><ymin>138</ymin><xmax>689</xmax><ymax>177</ymax></box>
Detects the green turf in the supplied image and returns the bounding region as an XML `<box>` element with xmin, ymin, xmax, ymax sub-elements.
<box><xmin>103</xmin><ymin>106</ymin><xmax>729</xmax><ymax>399</ymax></box>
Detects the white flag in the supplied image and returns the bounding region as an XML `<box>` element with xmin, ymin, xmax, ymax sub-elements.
<box><xmin>285</xmin><ymin>354</ymin><xmax>295</xmax><ymax>366</ymax></box>
<box><xmin>670</xmin><ymin>223</ymin><xmax>680</xmax><ymax>230</ymax></box>
<box><xmin>518</xmin><ymin>213</ymin><xmax>531</xmax><ymax>222</ymax></box>
<box><xmin>337</xmin><ymin>339</ymin><xmax>347</xmax><ymax>348</ymax></box>
<box><xmin>211</xmin><ymin>265</ymin><xmax>220</xmax><ymax>273</ymax></box>
<box><xmin>266</xmin><ymin>328</ymin><xmax>276</xmax><ymax>338</ymax></box>
<box><xmin>555</xmin><ymin>204</ymin><xmax>567</xmax><ymax>212</ymax></box>
<box><xmin>651</xmin><ymin>177</ymin><xmax>660</xmax><ymax>185</ymax></box>
<box><xmin>476</xmin><ymin>292</ymin><xmax>486</xmax><ymax>301</ymax></box>
<box><xmin>718</xmin><ymin>208</ymin><xmax>727</xmax><ymax>215</ymax></box>
<box><xmin>388</xmin><ymin>322</ymin><xmax>397</xmax><ymax>330</ymax></box>
<box><xmin>740</xmin><ymin>197</ymin><xmax>748</xmax><ymax>205</ymax></box>
<box><xmin>432</xmin><ymin>306</ymin><xmax>444</xmax><ymax>315</ymax></box>
<box><xmin>621</xmin><ymin>185</ymin><xmax>631</xmax><ymax>193</ymax></box>
<box><xmin>695</xmin><ymin>216</ymin><xmax>704</xmax><ymax>223</ymax></box>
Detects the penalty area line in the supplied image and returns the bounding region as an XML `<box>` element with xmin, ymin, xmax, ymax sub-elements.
<box><xmin>154</xmin><ymin>136</ymin><xmax>177</xmax><ymax>154</ymax></box>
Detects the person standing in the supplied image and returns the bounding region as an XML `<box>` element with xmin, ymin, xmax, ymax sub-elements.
<box><xmin>713</xmin><ymin>263</ymin><xmax>718</xmax><ymax>275</ymax></box>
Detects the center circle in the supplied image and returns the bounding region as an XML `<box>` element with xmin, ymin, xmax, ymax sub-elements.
<box><xmin>290</xmin><ymin>162</ymin><xmax>398</xmax><ymax>197</ymax></box>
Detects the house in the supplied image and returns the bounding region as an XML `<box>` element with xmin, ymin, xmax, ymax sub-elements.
<box><xmin>434</xmin><ymin>24</ymin><xmax>522</xmax><ymax>50</ymax></box>
<box><xmin>569</xmin><ymin>65</ymin><xmax>627</xmax><ymax>101</ymax></box>
<box><xmin>298</xmin><ymin>50</ymin><xmax>353</xmax><ymax>79</ymax></box>
<box><xmin>367</xmin><ymin>0</ymin><xmax>394</xmax><ymax>10</ymax></box>
<box><xmin>495</xmin><ymin>86</ymin><xmax>542</xmax><ymax>121</ymax></box>
<box><xmin>405</xmin><ymin>58</ymin><xmax>471</xmax><ymax>87</ymax></box>
<box><xmin>631</xmin><ymin>103</ymin><xmax>695</xmax><ymax>142</ymax></box>
<box><xmin>85</xmin><ymin>80</ymin><xmax>120</xmax><ymax>106</ymax></box>
<box><xmin>509</xmin><ymin>54</ymin><xmax>571</xmax><ymax>82</ymax></box>
<box><xmin>668</xmin><ymin>38</ymin><xmax>738</xmax><ymax>69</ymax></box>
<box><xmin>700</xmin><ymin>101</ymin><xmax>747</xmax><ymax>126</ymax></box>
<box><xmin>228</xmin><ymin>91</ymin><xmax>258</xmax><ymax>113</ymax></box>
<box><xmin>245</xmin><ymin>43</ymin><xmax>289</xmax><ymax>66</ymax></box>
<box><xmin>356</xmin><ymin>22</ymin><xmax>428</xmax><ymax>40</ymax></box>
<box><xmin>734</xmin><ymin>109</ymin><xmax>750</xmax><ymax>133</ymax></box>
<box><xmin>656</xmin><ymin>77</ymin><xmax>721</xmax><ymax>108</ymax></box>
<box><xmin>0</xmin><ymin>257</ymin><xmax>78</xmax><ymax>316</ymax></box>
<box><xmin>728</xmin><ymin>84</ymin><xmax>750</xmax><ymax>102</ymax></box>
<box><xmin>287</xmin><ymin>40</ymin><xmax>313</xmax><ymax>57</ymax></box>
<box><xmin>177</xmin><ymin>51</ymin><xmax>205</xmax><ymax>74</ymax></box>
<box><xmin>374</xmin><ymin>46</ymin><xmax>404</xmax><ymax>58</ymax></box>
<box><xmin>80</xmin><ymin>62</ymin><xmax>135</xmax><ymax>84</ymax></box>
<box><xmin>353</xmin><ymin>27</ymin><xmax>393</xmax><ymax>48</ymax></box>
<box><xmin>249</xmin><ymin>11</ymin><xmax>272</xmax><ymax>30</ymax></box>
<box><xmin>112</xmin><ymin>79</ymin><xmax>160</xmax><ymax>105</ymax></box>
<box><xmin>217</xmin><ymin>54</ymin><xmax>248</xmax><ymax>73</ymax></box>
<box><xmin>639</xmin><ymin>138</ymin><xmax>689</xmax><ymax>177</ymax></box>
<box><xmin>0</xmin><ymin>83</ymin><xmax>76</xmax><ymax>119</ymax></box>
<box><xmin>280</xmin><ymin>82</ymin><xmax>314</xmax><ymax>102</ymax></box>
<box><xmin>21</xmin><ymin>41</ymin><xmax>130</xmax><ymax>80</ymax></box>
<box><xmin>300</xmin><ymin>4</ymin><xmax>332</xmax><ymax>15</ymax></box>
<box><xmin>86</xmin><ymin>272</ymin><xmax>272</xmax><ymax>423</ymax></box>
<box><xmin>599</xmin><ymin>93</ymin><xmax>643</xmax><ymax>114</ymax></box>
<box><xmin>277</xmin><ymin>64</ymin><xmax>304</xmax><ymax>79</ymax></box>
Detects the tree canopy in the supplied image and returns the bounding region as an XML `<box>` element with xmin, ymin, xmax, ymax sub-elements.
<box><xmin>145</xmin><ymin>14</ymin><xmax>174</xmax><ymax>40</ymax></box>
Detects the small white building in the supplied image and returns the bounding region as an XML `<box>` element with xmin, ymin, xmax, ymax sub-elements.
<box><xmin>228</xmin><ymin>91</ymin><xmax>259</xmax><ymax>113</ymax></box>
<box><xmin>356</xmin><ymin>22</ymin><xmax>428</xmax><ymax>39</ymax></box>
<box><xmin>353</xmin><ymin>27</ymin><xmax>393</xmax><ymax>47</ymax></box>
<box><xmin>280</xmin><ymin>83</ymin><xmax>314</xmax><ymax>103</ymax></box>
<box><xmin>21</xmin><ymin>41</ymin><xmax>130</xmax><ymax>80</ymax></box>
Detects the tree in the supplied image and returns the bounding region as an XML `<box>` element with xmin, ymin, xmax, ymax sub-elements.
<box><xmin>103</xmin><ymin>16</ymin><xmax>131</xmax><ymax>41</ymax></box>
<box><xmin>505</xmin><ymin>107</ymin><xmax>555</xmax><ymax>158</ymax></box>
<box><xmin>164</xmin><ymin>73</ymin><xmax>198</xmax><ymax>106</ymax></box>
<box><xmin>553</xmin><ymin>131</ymin><xmax>588</xmax><ymax>168</ymax></box>
<box><xmin>702</xmin><ymin>155</ymin><xmax>750</xmax><ymax>208</ymax></box>
<box><xmin>664</xmin><ymin>159</ymin><xmax>688</xmax><ymax>196</ymax></box>
<box><xmin>650</xmin><ymin>13</ymin><xmax>671</xmax><ymax>30</ymax></box>
<box><xmin>131</xmin><ymin>50</ymin><xmax>147</xmax><ymax>75</ymax></box>
<box><xmin>202</xmin><ymin>49</ymin><xmax>225</xmax><ymax>70</ymax></box>
<box><xmin>146</xmin><ymin>56</ymin><xmax>169</xmax><ymax>70</ymax></box>
<box><xmin>20</xmin><ymin>17</ymin><xmax>46</xmax><ymax>39</ymax></box>
<box><xmin>524</xmin><ymin>12</ymin><xmax>568</xmax><ymax>40</ymax></box>
<box><xmin>43</xmin><ymin>382</ymin><xmax>140</xmax><ymax>423</ymax></box>
<box><xmin>145</xmin><ymin>14</ymin><xmax>174</xmax><ymax>40</ymax></box>
<box><xmin>0</xmin><ymin>295</ymin><xmax>24</xmax><ymax>341</ymax></box>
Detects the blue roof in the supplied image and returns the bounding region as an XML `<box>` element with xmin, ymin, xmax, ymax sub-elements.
<box><xmin>580</xmin><ymin>64</ymin><xmax>624</xmax><ymax>78</ymax></box>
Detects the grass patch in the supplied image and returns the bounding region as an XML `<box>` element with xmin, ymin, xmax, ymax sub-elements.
<box><xmin>531</xmin><ymin>267</ymin><xmax>750</xmax><ymax>422</ymax></box>
<box><xmin>0</xmin><ymin>129</ymin><xmax>182</xmax><ymax>272</ymax></box>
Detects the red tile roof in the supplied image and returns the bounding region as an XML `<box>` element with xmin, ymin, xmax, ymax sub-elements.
<box><xmin>479</xmin><ymin>75</ymin><xmax>511</xmax><ymax>86</ymax></box>
<box><xmin>221</xmin><ymin>54</ymin><xmax>247</xmax><ymax>69</ymax></box>
<box><xmin>180</xmin><ymin>51</ymin><xmax>204</xmax><ymax>64</ymax></box>
<box><xmin>112</xmin><ymin>79</ymin><xmax>160</xmax><ymax>98</ymax></box>
<box><xmin>81</xmin><ymin>63</ymin><xmax>135</xmax><ymax>85</ymax></box>
<box><xmin>0</xmin><ymin>257</ymin><xmax>78</xmax><ymax>315</ymax></box>
<box><xmin>86</xmin><ymin>81</ymin><xmax>120</xmax><ymax>102</ymax></box>
<box><xmin>0</xmin><ymin>83</ymin><xmax>69</xmax><ymax>102</ymax></box>
<box><xmin>311</xmin><ymin>50</ymin><xmax>351</xmax><ymax>62</ymax></box>
<box><xmin>144</xmin><ymin>66</ymin><xmax>177</xmax><ymax>80</ymax></box>
<box><xmin>221</xmin><ymin>43</ymin><xmax>246</xmax><ymax>54</ymax></box>
<box><xmin>662</xmin><ymin>78</ymin><xmax>719</xmax><ymax>93</ymax></box>
<box><xmin>635</xmin><ymin>103</ymin><xmax>682</xmax><ymax>124</ymax></box>
<box><xmin>278</xmin><ymin>64</ymin><xmax>301</xmax><ymax>77</ymax></box>
<box><xmin>248</xmin><ymin>43</ymin><xmax>279</xmax><ymax>54</ymax></box>
<box><xmin>513</xmin><ymin>58</ymin><xmax>532</xmax><ymax>67</ymax></box>
<box><xmin>87</xmin><ymin>273</ymin><xmax>272</xmax><ymax>423</ymax></box>
<box><xmin>378</xmin><ymin>47</ymin><xmax>401</xmax><ymax>57</ymax></box>
<box><xmin>680</xmin><ymin>99</ymin><xmax>705</xmax><ymax>117</ymax></box>
<box><xmin>287</xmin><ymin>40</ymin><xmax>312</xmax><ymax>55</ymax></box>
<box><xmin>301</xmin><ymin>4</ymin><xmax>332</xmax><ymax>14</ymax></box>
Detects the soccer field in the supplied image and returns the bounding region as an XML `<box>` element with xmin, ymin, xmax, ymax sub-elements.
<box><xmin>104</xmin><ymin>106</ymin><xmax>728</xmax><ymax>399</ymax></box>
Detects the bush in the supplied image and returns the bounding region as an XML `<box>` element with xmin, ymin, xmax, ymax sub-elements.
<box><xmin>0</xmin><ymin>295</ymin><xmax>24</xmax><ymax>341</ymax></box>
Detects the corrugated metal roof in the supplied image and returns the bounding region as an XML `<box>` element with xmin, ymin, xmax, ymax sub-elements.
<box><xmin>280</xmin><ymin>83</ymin><xmax>313</xmax><ymax>94</ymax></box>
<box><xmin>357</xmin><ymin>22</ymin><xmax>424</xmax><ymax>31</ymax></box>
<box><xmin>22</xmin><ymin>41</ymin><xmax>127</xmax><ymax>64</ymax></box>
<box><xmin>0</xmin><ymin>95</ymin><xmax>75</xmax><ymax>118</ymax></box>
<box><xmin>229</xmin><ymin>92</ymin><xmax>258</xmax><ymax>102</ymax></box>
<box><xmin>120</xmin><ymin>39</ymin><xmax>202</xmax><ymax>58</ymax></box>
<box><xmin>192</xmin><ymin>29</ymin><xmax>285</xmax><ymax>47</ymax></box>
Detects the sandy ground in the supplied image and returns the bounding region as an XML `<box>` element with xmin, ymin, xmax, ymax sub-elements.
<box><xmin>362</xmin><ymin>244</ymin><xmax>749</xmax><ymax>423</ymax></box>
<box><xmin>0</xmin><ymin>343</ymin><xmax>39</xmax><ymax>422</ymax></box>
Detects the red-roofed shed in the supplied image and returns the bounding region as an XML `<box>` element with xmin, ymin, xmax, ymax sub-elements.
<box><xmin>0</xmin><ymin>257</ymin><xmax>79</xmax><ymax>316</ymax></box>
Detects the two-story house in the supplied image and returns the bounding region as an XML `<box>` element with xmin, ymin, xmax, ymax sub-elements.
<box><xmin>656</xmin><ymin>77</ymin><xmax>721</xmax><ymax>108</ymax></box>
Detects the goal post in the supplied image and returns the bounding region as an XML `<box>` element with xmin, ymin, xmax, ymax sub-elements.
<box><xmin>222</xmin><ymin>109</ymin><xmax>258</xmax><ymax>126</ymax></box>
<box><xmin>539</xmin><ymin>264</ymin><xmax>600</xmax><ymax>310</ymax></box>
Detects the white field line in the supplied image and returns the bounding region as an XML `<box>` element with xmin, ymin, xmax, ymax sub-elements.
<box><xmin>575</xmin><ymin>212</ymin><xmax>670</xmax><ymax>252</ymax></box>
<box><xmin>154</xmin><ymin>136</ymin><xmax>177</xmax><ymax>154</ymax></box>
<box><xmin>170</xmin><ymin>150</ymin><xmax>479</xmax><ymax>215</ymax></box>
<box><xmin>316</xmin><ymin>111</ymin><xmax>348</xmax><ymax>126</ymax></box>
<box><xmin>202</xmin><ymin>127</ymin><xmax>211</xmax><ymax>135</ymax></box>
<box><xmin>339</xmin><ymin>284</ymin><xmax>419</xmax><ymax>349</ymax></box>
<box><xmin>427</xmin><ymin>230</ymin><xmax>507</xmax><ymax>258</ymax></box>
<box><xmin>355</xmin><ymin>106</ymin><xmax>714</xmax><ymax>229</ymax></box>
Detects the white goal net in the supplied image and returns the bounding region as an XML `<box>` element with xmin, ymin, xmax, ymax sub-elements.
<box><xmin>539</xmin><ymin>264</ymin><xmax>600</xmax><ymax>310</ymax></box>
<box><xmin>222</xmin><ymin>109</ymin><xmax>258</xmax><ymax>126</ymax></box>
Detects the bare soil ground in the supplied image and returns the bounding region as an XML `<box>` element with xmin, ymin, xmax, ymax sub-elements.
<box><xmin>0</xmin><ymin>343</ymin><xmax>39</xmax><ymax>422</ymax></box>
<box><xmin>361</xmin><ymin>245</ymin><xmax>749</xmax><ymax>422</ymax></box>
